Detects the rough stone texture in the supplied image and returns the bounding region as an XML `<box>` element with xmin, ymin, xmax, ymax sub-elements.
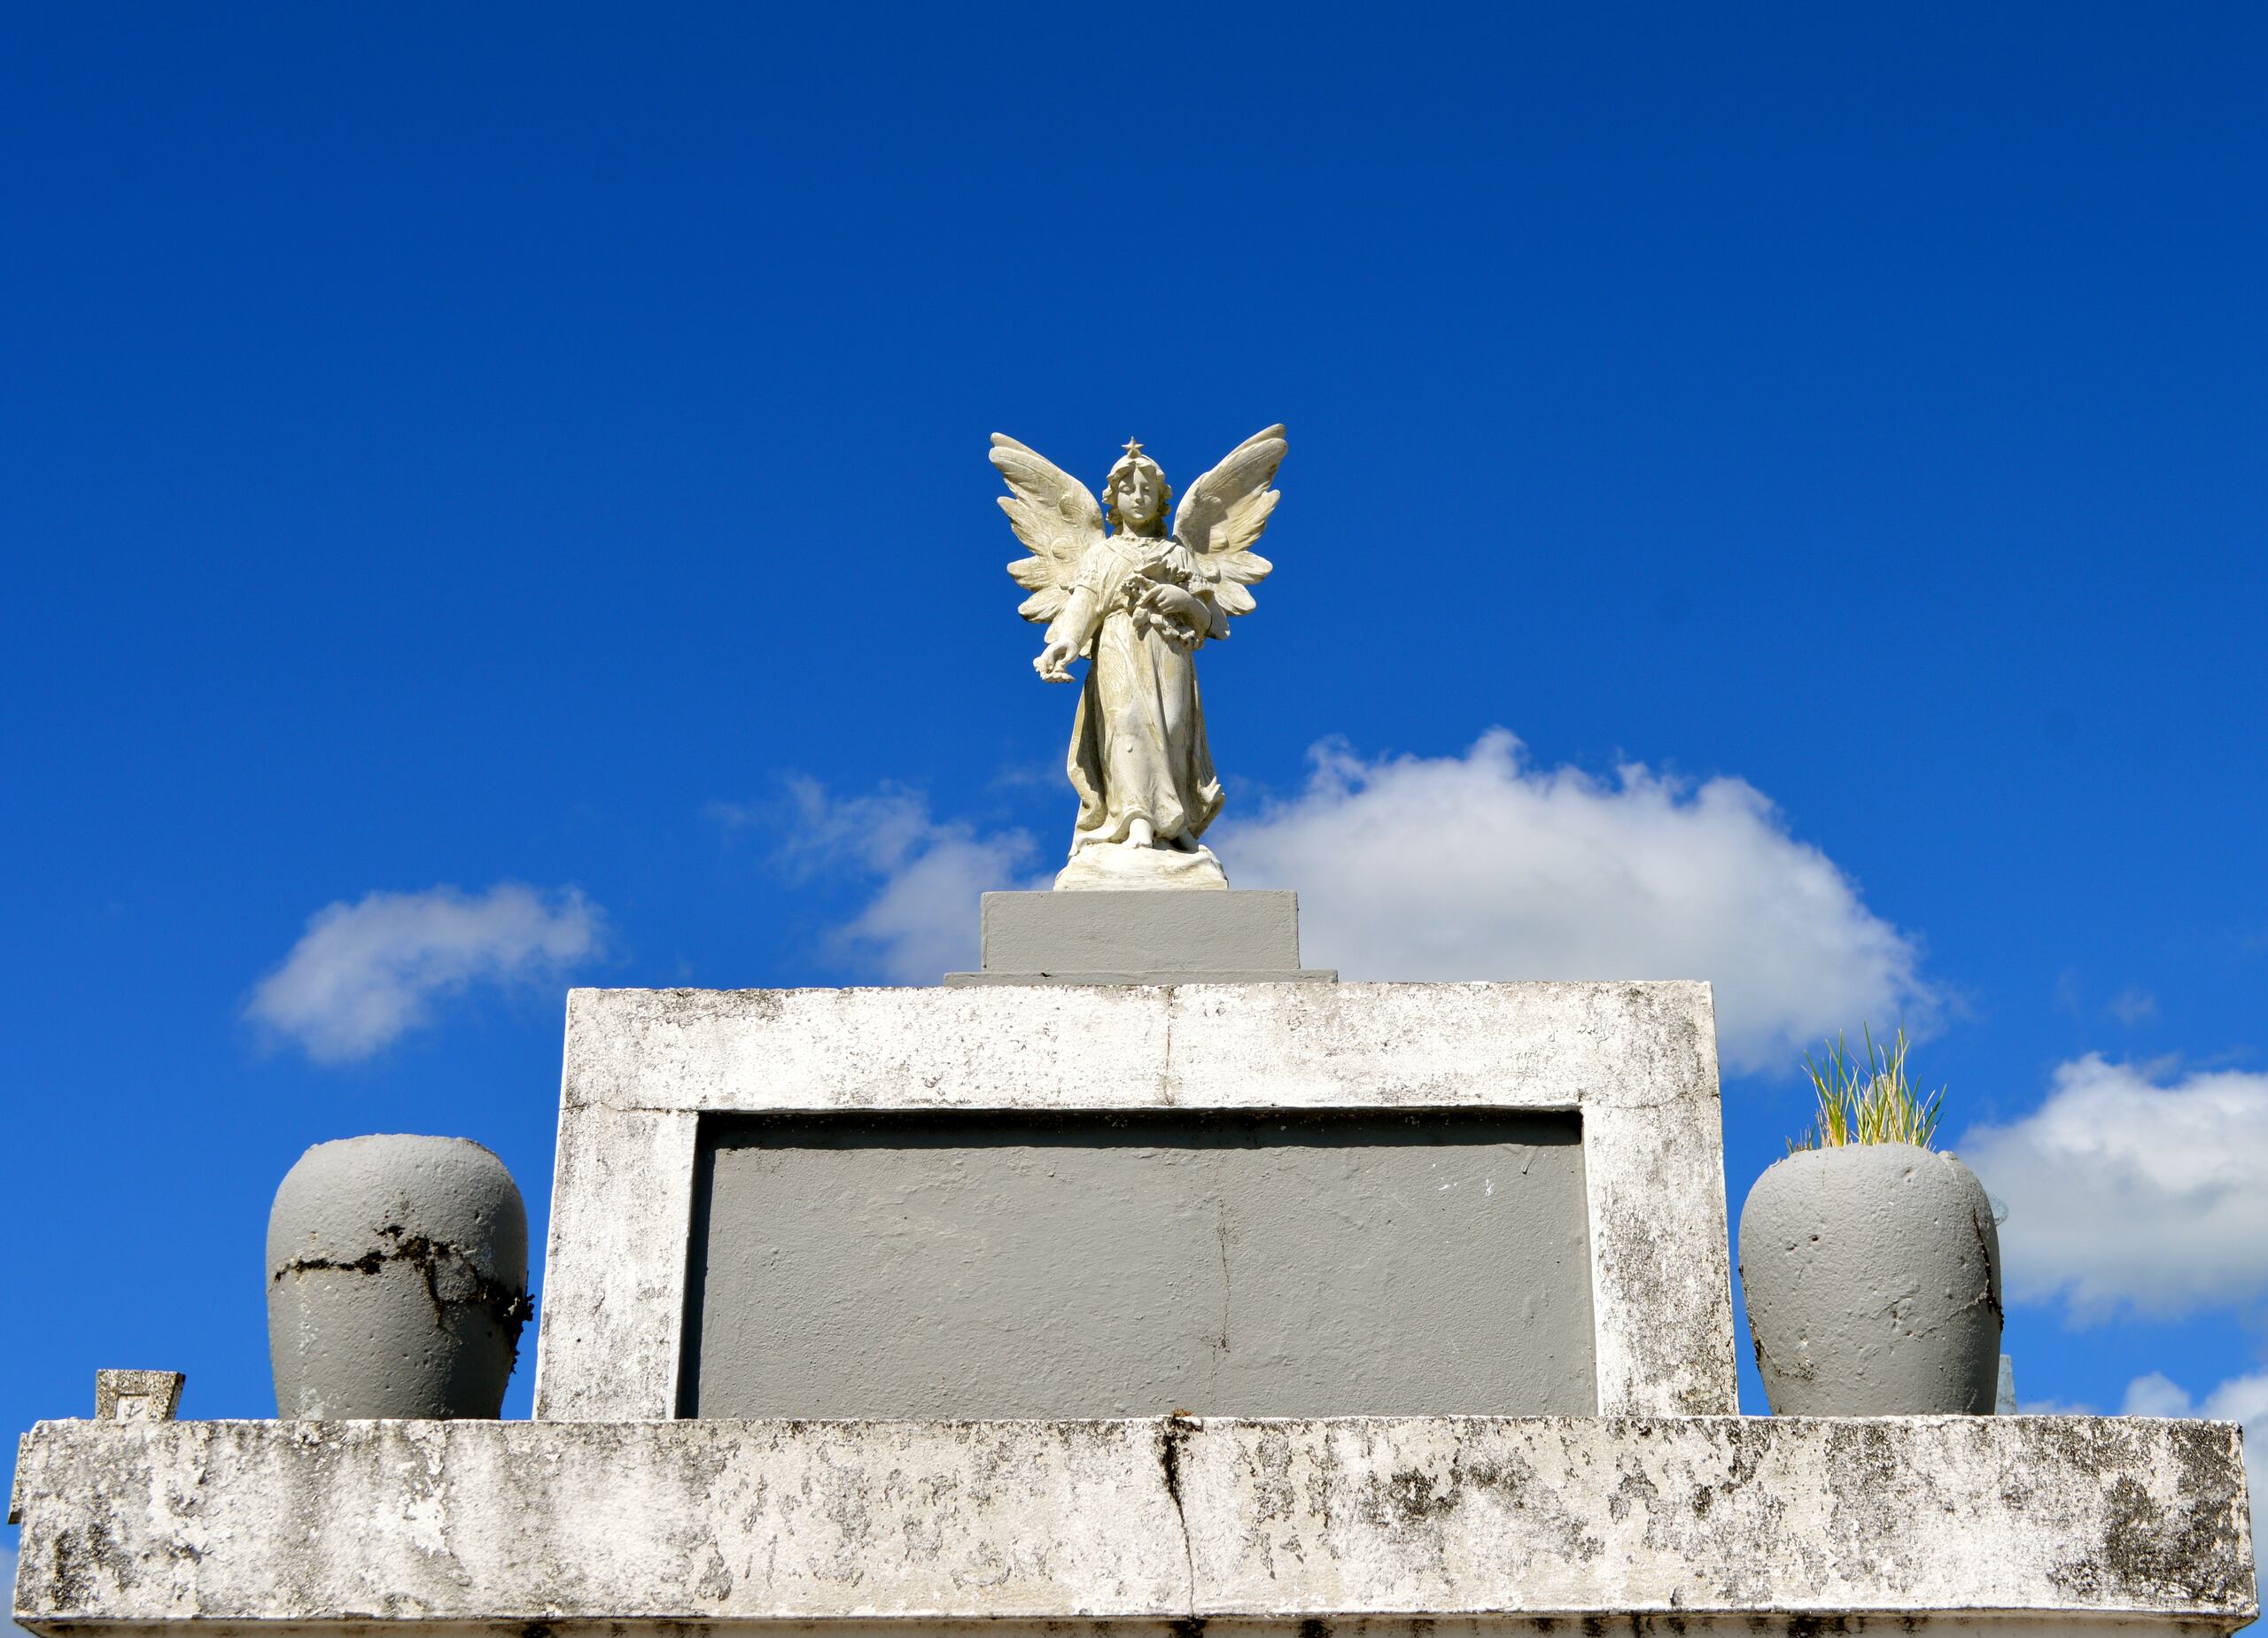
<box><xmin>10</xmin><ymin>1416</ymin><xmax>2254</xmax><ymax>1627</ymax></box>
<box><xmin>90</xmin><ymin>1372</ymin><xmax>183</xmax><ymax>1424</ymax></box>
<box><xmin>534</xmin><ymin>982</ymin><xmax>1735</xmax><ymax>1422</ymax></box>
<box><xmin>683</xmin><ymin>1110</ymin><xmax>1594</xmax><ymax>1418</ymax></box>
<box><xmin>528</xmin><ymin>1101</ymin><xmax>698</xmax><ymax>1424</ymax></box>
<box><xmin>944</xmin><ymin>889</ymin><xmax>1334</xmax><ymax>985</ymax></box>
<box><xmin>268</xmin><ymin>1136</ymin><xmax>530</xmax><ymax>1419</ymax></box>
<box><xmin>1741</xmin><ymin>1145</ymin><xmax>2001</xmax><ymax>1416</ymax></box>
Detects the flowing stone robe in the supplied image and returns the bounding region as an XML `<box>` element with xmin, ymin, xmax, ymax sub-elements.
<box><xmin>1053</xmin><ymin>532</ymin><xmax>1224</xmax><ymax>853</ymax></box>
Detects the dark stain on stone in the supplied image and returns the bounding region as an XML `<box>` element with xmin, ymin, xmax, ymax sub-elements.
<box><xmin>1819</xmin><ymin>1420</ymin><xmax>1911</xmax><ymax>1551</ymax></box>
<box><xmin>2037</xmin><ymin>1421</ymin><xmax>2250</xmax><ymax>1609</ymax></box>
<box><xmin>1386</xmin><ymin>1467</ymin><xmax>1461</xmax><ymax>1524</ymax></box>
<box><xmin>1298</xmin><ymin>1619</ymin><xmax>1332</xmax><ymax>1638</ymax></box>
<box><xmin>1158</xmin><ymin>1414</ymin><xmax>1200</xmax><ymax>1597</ymax></box>
<box><xmin>2088</xmin><ymin>1471</ymin><xmax>2244</xmax><ymax>1605</ymax></box>
<box><xmin>46</xmin><ymin>1519</ymin><xmax>108</xmax><ymax>1612</ymax></box>
<box><xmin>1157</xmin><ymin>1416</ymin><xmax>1191</xmax><ymax>1518</ymax></box>
<box><xmin>1971</xmin><ymin>1207</ymin><xmax>2005</xmax><ymax>1324</ymax></box>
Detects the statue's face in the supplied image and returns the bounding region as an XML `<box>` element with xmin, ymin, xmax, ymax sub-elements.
<box><xmin>1115</xmin><ymin>465</ymin><xmax>1163</xmax><ymax>531</ymax></box>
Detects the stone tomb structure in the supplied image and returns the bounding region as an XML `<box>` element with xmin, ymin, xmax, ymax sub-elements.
<box><xmin>10</xmin><ymin>892</ymin><xmax>2258</xmax><ymax>1638</ymax></box>
<box><xmin>538</xmin><ymin>973</ymin><xmax>1729</xmax><ymax>1425</ymax></box>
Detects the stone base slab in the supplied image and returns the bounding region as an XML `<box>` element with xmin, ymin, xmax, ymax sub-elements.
<box><xmin>944</xmin><ymin>889</ymin><xmax>1336</xmax><ymax>985</ymax></box>
<box><xmin>10</xmin><ymin>1416</ymin><xmax>2255</xmax><ymax>1630</ymax></box>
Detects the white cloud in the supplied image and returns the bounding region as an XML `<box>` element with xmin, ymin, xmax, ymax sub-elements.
<box><xmin>775</xmin><ymin>734</ymin><xmax>1929</xmax><ymax>1067</ymax></box>
<box><xmin>246</xmin><ymin>883</ymin><xmax>602</xmax><ymax>1061</ymax></box>
<box><xmin>2125</xmin><ymin>1370</ymin><xmax>2268</xmax><ymax>1425</ymax></box>
<box><xmin>768</xmin><ymin>780</ymin><xmax>1040</xmax><ymax>982</ymax></box>
<box><xmin>2121</xmin><ymin>1370</ymin><xmax>2268</xmax><ymax>1565</ymax></box>
<box><xmin>1219</xmin><ymin>732</ymin><xmax>1932</xmax><ymax>1075</ymax></box>
<box><xmin>2109</xmin><ymin>986</ymin><xmax>2159</xmax><ymax>1026</ymax></box>
<box><xmin>1958</xmin><ymin>1055</ymin><xmax>2268</xmax><ymax>1319</ymax></box>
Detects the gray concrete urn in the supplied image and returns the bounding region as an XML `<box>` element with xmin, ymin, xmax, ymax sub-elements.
<box><xmin>1738</xmin><ymin>1142</ymin><xmax>2001</xmax><ymax>1415</ymax></box>
<box><xmin>267</xmin><ymin>1134</ymin><xmax>531</xmax><ymax>1418</ymax></box>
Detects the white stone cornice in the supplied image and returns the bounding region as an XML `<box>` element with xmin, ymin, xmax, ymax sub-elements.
<box><xmin>9</xmin><ymin>1416</ymin><xmax>2254</xmax><ymax>1631</ymax></box>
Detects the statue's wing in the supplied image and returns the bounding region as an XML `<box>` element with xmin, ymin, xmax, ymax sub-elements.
<box><xmin>990</xmin><ymin>433</ymin><xmax>1106</xmax><ymax>625</ymax></box>
<box><xmin>1171</xmin><ymin>424</ymin><xmax>1285</xmax><ymax>619</ymax></box>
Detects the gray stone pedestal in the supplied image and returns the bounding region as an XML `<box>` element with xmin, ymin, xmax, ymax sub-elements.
<box><xmin>943</xmin><ymin>889</ymin><xmax>1336</xmax><ymax>985</ymax></box>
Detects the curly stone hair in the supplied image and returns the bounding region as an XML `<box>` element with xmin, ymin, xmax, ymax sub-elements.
<box><xmin>1101</xmin><ymin>451</ymin><xmax>1173</xmax><ymax>533</ymax></box>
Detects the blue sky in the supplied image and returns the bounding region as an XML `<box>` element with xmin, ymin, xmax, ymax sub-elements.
<box><xmin>5</xmin><ymin>2</ymin><xmax>2266</xmax><ymax>1600</ymax></box>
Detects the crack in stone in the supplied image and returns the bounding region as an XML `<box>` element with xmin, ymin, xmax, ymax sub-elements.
<box><xmin>273</xmin><ymin>1224</ymin><xmax>534</xmax><ymax>1351</ymax></box>
<box><xmin>1971</xmin><ymin>1207</ymin><xmax>2005</xmax><ymax>1324</ymax></box>
<box><xmin>1204</xmin><ymin>1205</ymin><xmax>1234</xmax><ymax>1400</ymax></box>
<box><xmin>1749</xmin><ymin>1327</ymin><xmax>1808</xmax><ymax>1385</ymax></box>
<box><xmin>1215</xmin><ymin>1204</ymin><xmax>1233</xmax><ymax>1355</ymax></box>
<box><xmin>1156</xmin><ymin>1414</ymin><xmax>1200</xmax><ymax>1614</ymax></box>
<box><xmin>1159</xmin><ymin>996</ymin><xmax>1178</xmax><ymax>1106</ymax></box>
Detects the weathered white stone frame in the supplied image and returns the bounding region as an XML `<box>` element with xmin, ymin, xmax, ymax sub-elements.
<box><xmin>533</xmin><ymin>981</ymin><xmax>1736</xmax><ymax>1422</ymax></box>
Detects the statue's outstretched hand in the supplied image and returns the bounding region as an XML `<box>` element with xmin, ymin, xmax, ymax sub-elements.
<box><xmin>1035</xmin><ymin>640</ymin><xmax>1077</xmax><ymax>682</ymax></box>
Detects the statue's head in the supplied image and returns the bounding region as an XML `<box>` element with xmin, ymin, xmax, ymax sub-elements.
<box><xmin>1103</xmin><ymin>439</ymin><xmax>1171</xmax><ymax>535</ymax></box>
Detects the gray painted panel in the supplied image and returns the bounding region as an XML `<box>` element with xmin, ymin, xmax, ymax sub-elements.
<box><xmin>947</xmin><ymin>889</ymin><xmax>1327</xmax><ymax>982</ymax></box>
<box><xmin>683</xmin><ymin>1109</ymin><xmax>1594</xmax><ymax>1418</ymax></box>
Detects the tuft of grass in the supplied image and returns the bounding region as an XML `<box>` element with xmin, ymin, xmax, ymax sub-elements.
<box><xmin>1790</xmin><ymin>1023</ymin><xmax>1945</xmax><ymax>1153</ymax></box>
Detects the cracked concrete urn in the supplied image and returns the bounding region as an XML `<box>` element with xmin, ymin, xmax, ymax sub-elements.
<box><xmin>267</xmin><ymin>1134</ymin><xmax>530</xmax><ymax>1418</ymax></box>
<box><xmin>1738</xmin><ymin>1142</ymin><xmax>2001</xmax><ymax>1415</ymax></box>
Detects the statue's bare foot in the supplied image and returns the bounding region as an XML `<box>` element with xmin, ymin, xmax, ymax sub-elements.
<box><xmin>1125</xmin><ymin>818</ymin><xmax>1156</xmax><ymax>849</ymax></box>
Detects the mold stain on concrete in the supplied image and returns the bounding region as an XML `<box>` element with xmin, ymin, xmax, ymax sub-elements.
<box><xmin>1158</xmin><ymin>1414</ymin><xmax>1200</xmax><ymax>1605</ymax></box>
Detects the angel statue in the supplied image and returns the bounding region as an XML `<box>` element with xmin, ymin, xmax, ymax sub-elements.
<box><xmin>990</xmin><ymin>426</ymin><xmax>1285</xmax><ymax>891</ymax></box>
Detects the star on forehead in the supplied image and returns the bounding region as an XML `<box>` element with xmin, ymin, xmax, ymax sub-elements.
<box><xmin>1121</xmin><ymin>438</ymin><xmax>1145</xmax><ymax>460</ymax></box>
